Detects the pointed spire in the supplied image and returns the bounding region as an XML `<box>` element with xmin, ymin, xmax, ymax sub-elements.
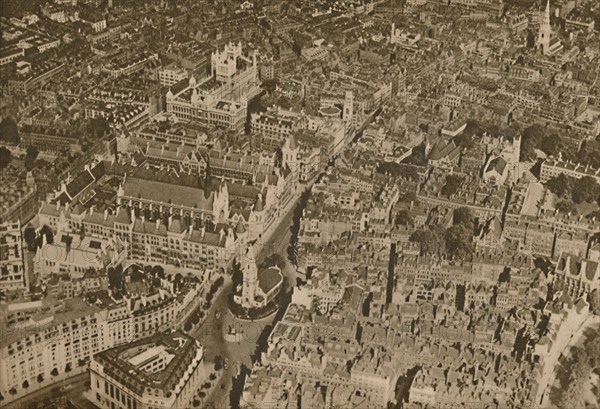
<box><xmin>221</xmin><ymin>178</ymin><xmax>228</xmax><ymax>196</ymax></box>
<box><xmin>236</xmin><ymin>219</ymin><xmax>246</xmax><ymax>234</ymax></box>
<box><xmin>254</xmin><ymin>195</ymin><xmax>263</xmax><ymax>212</ymax></box>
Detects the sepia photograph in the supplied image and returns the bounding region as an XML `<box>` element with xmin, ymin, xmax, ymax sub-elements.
<box><xmin>0</xmin><ymin>0</ymin><xmax>599</xmax><ymax>408</ymax></box>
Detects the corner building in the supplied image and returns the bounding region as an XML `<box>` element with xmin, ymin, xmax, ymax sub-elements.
<box><xmin>87</xmin><ymin>331</ymin><xmax>205</xmax><ymax>409</ymax></box>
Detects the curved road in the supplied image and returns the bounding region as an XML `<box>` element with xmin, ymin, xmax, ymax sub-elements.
<box><xmin>189</xmin><ymin>187</ymin><xmax>302</xmax><ymax>408</ymax></box>
<box><xmin>536</xmin><ymin>313</ymin><xmax>600</xmax><ymax>408</ymax></box>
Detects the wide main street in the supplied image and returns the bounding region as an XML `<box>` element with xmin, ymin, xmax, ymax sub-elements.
<box><xmin>188</xmin><ymin>118</ymin><xmax>379</xmax><ymax>407</ymax></box>
<box><xmin>2</xmin><ymin>188</ymin><xmax>300</xmax><ymax>409</ymax></box>
<box><xmin>3</xmin><ymin>138</ymin><xmax>318</xmax><ymax>409</ymax></box>
<box><xmin>189</xmin><ymin>181</ymin><xmax>305</xmax><ymax>408</ymax></box>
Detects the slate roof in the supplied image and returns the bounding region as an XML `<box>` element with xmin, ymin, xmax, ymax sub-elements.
<box><xmin>259</xmin><ymin>267</ymin><xmax>283</xmax><ymax>294</ymax></box>
<box><xmin>122</xmin><ymin>178</ymin><xmax>214</xmax><ymax>211</ymax></box>
<box><xmin>487</xmin><ymin>157</ymin><xmax>507</xmax><ymax>174</ymax></box>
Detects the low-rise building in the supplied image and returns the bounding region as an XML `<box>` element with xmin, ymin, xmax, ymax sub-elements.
<box><xmin>159</xmin><ymin>65</ymin><xmax>188</xmax><ymax>87</ymax></box>
<box><xmin>20</xmin><ymin>125</ymin><xmax>82</xmax><ymax>154</ymax></box>
<box><xmin>0</xmin><ymin>221</ymin><xmax>28</xmax><ymax>291</ymax></box>
<box><xmin>7</xmin><ymin>60</ymin><xmax>65</xmax><ymax>95</ymax></box>
<box><xmin>540</xmin><ymin>157</ymin><xmax>600</xmax><ymax>183</ymax></box>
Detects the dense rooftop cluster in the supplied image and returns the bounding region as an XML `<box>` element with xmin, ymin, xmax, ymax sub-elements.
<box><xmin>1</xmin><ymin>0</ymin><xmax>600</xmax><ymax>408</ymax></box>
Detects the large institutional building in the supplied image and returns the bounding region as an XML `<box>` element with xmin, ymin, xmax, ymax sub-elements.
<box><xmin>87</xmin><ymin>331</ymin><xmax>206</xmax><ymax>409</ymax></box>
<box><xmin>166</xmin><ymin>42</ymin><xmax>260</xmax><ymax>132</ymax></box>
<box><xmin>36</xmin><ymin>142</ymin><xmax>299</xmax><ymax>273</ymax></box>
<box><xmin>37</xmin><ymin>195</ymin><xmax>238</xmax><ymax>273</ymax></box>
<box><xmin>0</xmin><ymin>286</ymin><xmax>201</xmax><ymax>401</ymax></box>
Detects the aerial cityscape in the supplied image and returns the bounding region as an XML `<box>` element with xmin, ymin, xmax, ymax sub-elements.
<box><xmin>0</xmin><ymin>0</ymin><xmax>599</xmax><ymax>408</ymax></box>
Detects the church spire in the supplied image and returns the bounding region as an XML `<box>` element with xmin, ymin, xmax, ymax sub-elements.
<box><xmin>537</xmin><ymin>0</ymin><xmax>552</xmax><ymax>54</ymax></box>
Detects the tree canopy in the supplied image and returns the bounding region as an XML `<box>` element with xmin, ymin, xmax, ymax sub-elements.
<box><xmin>555</xmin><ymin>200</ymin><xmax>577</xmax><ymax>215</ymax></box>
<box><xmin>546</xmin><ymin>174</ymin><xmax>573</xmax><ymax>198</ymax></box>
<box><xmin>39</xmin><ymin>225</ymin><xmax>54</xmax><ymax>245</ymax></box>
<box><xmin>520</xmin><ymin>124</ymin><xmax>545</xmax><ymax>161</ymax></box>
<box><xmin>572</xmin><ymin>176</ymin><xmax>600</xmax><ymax>204</ymax></box>
<box><xmin>395</xmin><ymin>209</ymin><xmax>414</xmax><ymax>226</ymax></box>
<box><xmin>231</xmin><ymin>259</ymin><xmax>243</xmax><ymax>291</ymax></box>
<box><xmin>23</xmin><ymin>226</ymin><xmax>36</xmax><ymax>251</ymax></box>
<box><xmin>441</xmin><ymin>175</ymin><xmax>464</xmax><ymax>197</ymax></box>
<box><xmin>546</xmin><ymin>174</ymin><xmax>600</xmax><ymax>205</ymax></box>
<box><xmin>24</xmin><ymin>146</ymin><xmax>39</xmax><ymax>171</ymax></box>
<box><xmin>107</xmin><ymin>265</ymin><xmax>124</xmax><ymax>289</ymax></box>
<box><xmin>87</xmin><ymin>117</ymin><xmax>110</xmax><ymax>137</ymax></box>
<box><xmin>452</xmin><ymin>207</ymin><xmax>474</xmax><ymax>230</ymax></box>
<box><xmin>0</xmin><ymin>117</ymin><xmax>19</xmax><ymax>145</ymax></box>
<box><xmin>444</xmin><ymin>224</ymin><xmax>474</xmax><ymax>260</ymax></box>
<box><xmin>262</xmin><ymin>79</ymin><xmax>277</xmax><ymax>95</ymax></box>
<box><xmin>0</xmin><ymin>147</ymin><xmax>11</xmax><ymax>170</ymax></box>
<box><xmin>410</xmin><ymin>227</ymin><xmax>445</xmax><ymax>256</ymax></box>
<box><xmin>262</xmin><ymin>253</ymin><xmax>286</xmax><ymax>270</ymax></box>
<box><xmin>551</xmin><ymin>326</ymin><xmax>600</xmax><ymax>408</ymax></box>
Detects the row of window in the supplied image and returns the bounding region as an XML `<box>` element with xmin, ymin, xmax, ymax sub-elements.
<box><xmin>100</xmin><ymin>378</ymin><xmax>138</xmax><ymax>409</ymax></box>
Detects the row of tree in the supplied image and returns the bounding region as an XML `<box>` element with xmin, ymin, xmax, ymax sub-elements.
<box><xmin>547</xmin><ymin>174</ymin><xmax>600</xmax><ymax>206</ymax></box>
<box><xmin>184</xmin><ymin>275</ymin><xmax>225</xmax><ymax>332</ymax></box>
<box><xmin>3</xmin><ymin>362</ymin><xmax>77</xmax><ymax>398</ymax></box>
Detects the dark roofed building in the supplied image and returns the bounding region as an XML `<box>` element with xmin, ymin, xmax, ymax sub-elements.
<box><xmin>259</xmin><ymin>266</ymin><xmax>284</xmax><ymax>294</ymax></box>
<box><xmin>483</xmin><ymin>156</ymin><xmax>508</xmax><ymax>186</ymax></box>
<box><xmin>427</xmin><ymin>140</ymin><xmax>461</xmax><ymax>170</ymax></box>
